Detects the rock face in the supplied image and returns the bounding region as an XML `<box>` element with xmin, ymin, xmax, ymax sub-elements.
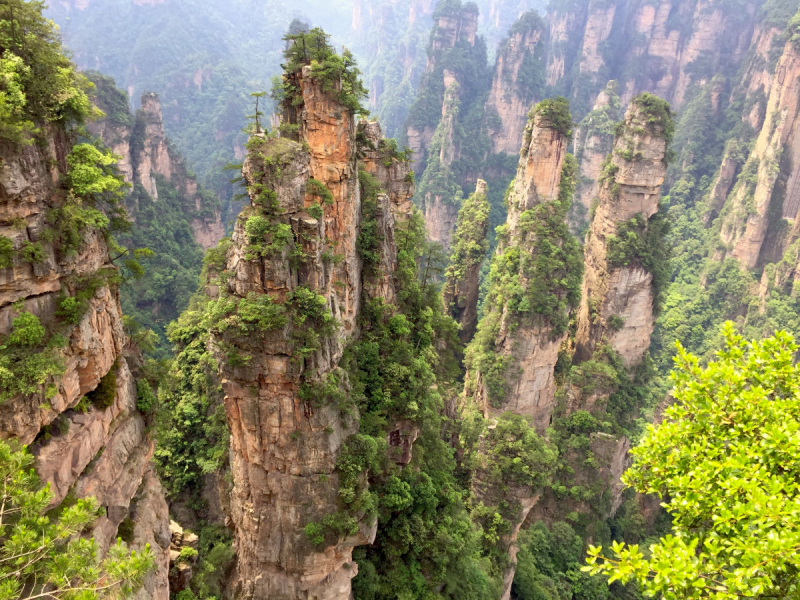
<box><xmin>463</xmin><ymin>104</ymin><xmax>580</xmax><ymax>597</ymax></box>
<box><xmin>88</xmin><ymin>84</ymin><xmax>225</xmax><ymax>250</ymax></box>
<box><xmin>572</xmin><ymin>82</ymin><xmax>621</xmax><ymax>228</ymax></box>
<box><xmin>485</xmin><ymin>11</ymin><xmax>547</xmax><ymax>154</ymax></box>
<box><xmin>404</xmin><ymin>2</ymin><xmax>478</xmax><ymax>177</ymax></box>
<box><xmin>215</xmin><ymin>64</ymin><xmax>414</xmax><ymax>600</ymax></box>
<box><xmin>575</xmin><ymin>97</ymin><xmax>670</xmax><ymax>366</ymax></box>
<box><xmin>0</xmin><ymin>126</ymin><xmax>169</xmax><ymax>598</ymax></box>
<box><xmin>467</xmin><ymin>108</ymin><xmax>572</xmax><ymax>436</ymax></box>
<box><xmin>443</xmin><ymin>179</ymin><xmax>490</xmax><ymax>343</ymax></box>
<box><xmin>717</xmin><ymin>39</ymin><xmax>800</xmax><ymax>269</ymax></box>
<box><xmin>405</xmin><ymin>1</ymin><xmax>479</xmax><ymax>175</ymax></box>
<box><xmin>418</xmin><ymin>83</ymin><xmax>462</xmax><ymax>252</ymax></box>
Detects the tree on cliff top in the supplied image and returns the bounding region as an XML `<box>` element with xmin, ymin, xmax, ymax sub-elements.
<box><xmin>275</xmin><ymin>26</ymin><xmax>368</xmax><ymax>116</ymax></box>
<box><xmin>585</xmin><ymin>323</ymin><xmax>800</xmax><ymax>598</ymax></box>
<box><xmin>0</xmin><ymin>0</ymin><xmax>94</xmax><ymax>143</ymax></box>
<box><xmin>0</xmin><ymin>439</ymin><xmax>154</xmax><ymax>600</ymax></box>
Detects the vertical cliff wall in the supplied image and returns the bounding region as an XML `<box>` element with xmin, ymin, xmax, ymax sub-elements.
<box><xmin>405</xmin><ymin>1</ymin><xmax>480</xmax><ymax>175</ymax></box>
<box><xmin>717</xmin><ymin>37</ymin><xmax>800</xmax><ymax>269</ymax></box>
<box><xmin>208</xmin><ymin>53</ymin><xmax>417</xmax><ymax>597</ymax></box>
<box><xmin>89</xmin><ymin>80</ymin><xmax>225</xmax><ymax>251</ymax></box>
<box><xmin>575</xmin><ymin>95</ymin><xmax>671</xmax><ymax>366</ymax></box>
<box><xmin>485</xmin><ymin>11</ymin><xmax>547</xmax><ymax>155</ymax></box>
<box><xmin>572</xmin><ymin>81</ymin><xmax>621</xmax><ymax>230</ymax></box>
<box><xmin>443</xmin><ymin>179</ymin><xmax>490</xmax><ymax>343</ymax></box>
<box><xmin>465</xmin><ymin>98</ymin><xmax>580</xmax><ymax>434</ymax></box>
<box><xmin>219</xmin><ymin>68</ymin><xmax>366</xmax><ymax>600</ymax></box>
<box><xmin>463</xmin><ymin>98</ymin><xmax>582</xmax><ymax>600</ymax></box>
<box><xmin>417</xmin><ymin>83</ymin><xmax>462</xmax><ymax>250</ymax></box>
<box><xmin>0</xmin><ymin>127</ymin><xmax>170</xmax><ymax>599</ymax></box>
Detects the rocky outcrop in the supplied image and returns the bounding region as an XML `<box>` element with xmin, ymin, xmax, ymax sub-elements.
<box><xmin>443</xmin><ymin>179</ymin><xmax>490</xmax><ymax>343</ymax></box>
<box><xmin>418</xmin><ymin>83</ymin><xmax>462</xmax><ymax>252</ymax></box>
<box><xmin>88</xmin><ymin>84</ymin><xmax>225</xmax><ymax>250</ymax></box>
<box><xmin>545</xmin><ymin>1</ymin><xmax>588</xmax><ymax>88</ymax></box>
<box><xmin>404</xmin><ymin>0</ymin><xmax>479</xmax><ymax>175</ymax></box>
<box><xmin>0</xmin><ymin>125</ymin><xmax>169</xmax><ymax>597</ymax></box>
<box><xmin>573</xmin><ymin>82</ymin><xmax>620</xmax><ymax>227</ymax></box>
<box><xmin>485</xmin><ymin>11</ymin><xmax>547</xmax><ymax>154</ymax></box>
<box><xmin>575</xmin><ymin>95</ymin><xmax>670</xmax><ymax>366</ymax></box>
<box><xmin>216</xmin><ymin>63</ymin><xmax>414</xmax><ymax>600</ymax></box>
<box><xmin>717</xmin><ymin>38</ymin><xmax>800</xmax><ymax>269</ymax></box>
<box><xmin>465</xmin><ymin>100</ymin><xmax>575</xmax><ymax>436</ymax></box>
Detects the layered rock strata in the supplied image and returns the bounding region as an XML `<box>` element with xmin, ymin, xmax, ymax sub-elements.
<box><xmin>0</xmin><ymin>127</ymin><xmax>170</xmax><ymax>599</ymax></box>
<box><xmin>572</xmin><ymin>82</ymin><xmax>621</xmax><ymax>225</ymax></box>
<box><xmin>464</xmin><ymin>104</ymin><xmax>581</xmax><ymax>600</ymax></box>
<box><xmin>574</xmin><ymin>96</ymin><xmax>670</xmax><ymax>366</ymax></box>
<box><xmin>418</xmin><ymin>83</ymin><xmax>462</xmax><ymax>251</ymax></box>
<box><xmin>214</xmin><ymin>64</ymin><xmax>414</xmax><ymax>600</ymax></box>
<box><xmin>405</xmin><ymin>1</ymin><xmax>479</xmax><ymax>175</ymax></box>
<box><xmin>717</xmin><ymin>38</ymin><xmax>800</xmax><ymax>269</ymax></box>
<box><xmin>466</xmin><ymin>107</ymin><xmax>572</xmax><ymax>435</ymax></box>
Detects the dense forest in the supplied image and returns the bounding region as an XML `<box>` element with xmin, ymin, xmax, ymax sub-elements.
<box><xmin>1</xmin><ymin>0</ymin><xmax>800</xmax><ymax>599</ymax></box>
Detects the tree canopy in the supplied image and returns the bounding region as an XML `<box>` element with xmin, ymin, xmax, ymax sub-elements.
<box><xmin>585</xmin><ymin>323</ymin><xmax>800</xmax><ymax>598</ymax></box>
<box><xmin>0</xmin><ymin>439</ymin><xmax>154</xmax><ymax>600</ymax></box>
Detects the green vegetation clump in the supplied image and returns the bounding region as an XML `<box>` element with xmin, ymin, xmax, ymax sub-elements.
<box><xmin>357</xmin><ymin>168</ymin><xmax>383</xmax><ymax>269</ymax></box>
<box><xmin>586</xmin><ymin>325</ymin><xmax>800</xmax><ymax>598</ymax></box>
<box><xmin>533</xmin><ymin>97</ymin><xmax>574</xmax><ymax>139</ymax></box>
<box><xmin>154</xmin><ymin>290</ymin><xmax>230</xmax><ymax>498</ymax></box>
<box><xmin>444</xmin><ymin>183</ymin><xmax>490</xmax><ymax>289</ymax></box>
<box><xmin>273</xmin><ymin>27</ymin><xmax>368</xmax><ymax>116</ymax></box>
<box><xmin>87</xmin><ymin>360</ymin><xmax>119</xmax><ymax>410</ymax></box>
<box><xmin>788</xmin><ymin>7</ymin><xmax>800</xmax><ymax>47</ymax></box>
<box><xmin>0</xmin><ymin>0</ymin><xmax>93</xmax><ymax>144</ymax></box>
<box><xmin>0</xmin><ymin>439</ymin><xmax>154</xmax><ymax>599</ymax></box>
<box><xmin>466</xmin><ymin>154</ymin><xmax>583</xmax><ymax>408</ymax></box>
<box><xmin>0</xmin><ymin>307</ymin><xmax>65</xmax><ymax>403</ymax></box>
<box><xmin>631</xmin><ymin>92</ymin><xmax>675</xmax><ymax>144</ymax></box>
<box><xmin>606</xmin><ymin>212</ymin><xmax>671</xmax><ymax>313</ymax></box>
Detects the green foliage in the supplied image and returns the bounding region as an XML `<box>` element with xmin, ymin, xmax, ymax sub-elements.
<box><xmin>179</xmin><ymin>526</ymin><xmax>234</xmax><ymax>600</ymax></box>
<box><xmin>119</xmin><ymin>175</ymin><xmax>210</xmax><ymax>358</ymax></box>
<box><xmin>0</xmin><ymin>0</ymin><xmax>93</xmax><ymax>144</ymax></box>
<box><xmin>533</xmin><ymin>97</ymin><xmax>574</xmax><ymax>139</ymax></box>
<box><xmin>444</xmin><ymin>183</ymin><xmax>490</xmax><ymax>297</ymax></box>
<box><xmin>117</xmin><ymin>517</ymin><xmax>136</xmax><ymax>544</ymax></box>
<box><xmin>276</xmin><ymin>27</ymin><xmax>369</xmax><ymax>116</ymax></box>
<box><xmin>307</xmin><ymin>178</ymin><xmax>334</xmax><ymax>205</ymax></box>
<box><xmin>0</xmin><ymin>438</ymin><xmax>154</xmax><ymax>599</ymax></box>
<box><xmin>357</xmin><ymin>168</ymin><xmax>383</xmax><ymax>269</ymax></box>
<box><xmin>87</xmin><ymin>360</ymin><xmax>118</xmax><ymax>410</ymax></box>
<box><xmin>466</xmin><ymin>155</ymin><xmax>583</xmax><ymax>408</ymax></box>
<box><xmin>631</xmin><ymin>92</ymin><xmax>675</xmax><ymax>145</ymax></box>
<box><xmin>585</xmin><ymin>325</ymin><xmax>800</xmax><ymax>598</ymax></box>
<box><xmin>515</xmin><ymin>521</ymin><xmax>612</xmax><ymax>600</ymax></box>
<box><xmin>177</xmin><ymin>547</ymin><xmax>199</xmax><ymax>565</ymax></box>
<box><xmin>0</xmin><ymin>235</ymin><xmax>13</xmax><ymax>268</ymax></box>
<box><xmin>49</xmin><ymin>143</ymin><xmax>129</xmax><ymax>260</ymax></box>
<box><xmin>154</xmin><ymin>294</ymin><xmax>230</xmax><ymax>497</ymax></box>
<box><xmin>341</xmin><ymin>210</ymin><xmax>492</xmax><ymax>600</ymax></box>
<box><xmin>0</xmin><ymin>307</ymin><xmax>64</xmax><ymax>402</ymax></box>
<box><xmin>481</xmin><ymin>413</ymin><xmax>556</xmax><ymax>489</ymax></box>
<box><xmin>135</xmin><ymin>379</ymin><xmax>157</xmax><ymax>414</ymax></box>
<box><xmin>606</xmin><ymin>212</ymin><xmax>671</xmax><ymax>313</ymax></box>
<box><xmin>788</xmin><ymin>7</ymin><xmax>800</xmax><ymax>48</ymax></box>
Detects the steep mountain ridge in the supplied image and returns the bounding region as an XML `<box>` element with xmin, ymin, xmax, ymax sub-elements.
<box><xmin>0</xmin><ymin>119</ymin><xmax>170</xmax><ymax>600</ymax></box>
